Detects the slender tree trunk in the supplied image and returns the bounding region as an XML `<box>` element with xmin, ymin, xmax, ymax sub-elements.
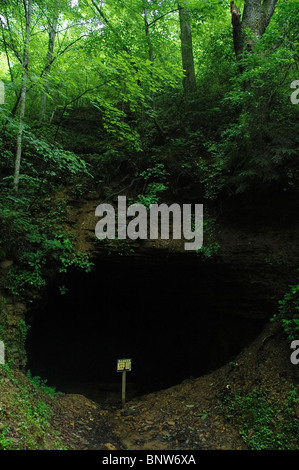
<box><xmin>143</xmin><ymin>6</ymin><xmax>154</xmax><ymax>63</ymax></box>
<box><xmin>40</xmin><ymin>12</ymin><xmax>58</xmax><ymax>122</ymax></box>
<box><xmin>178</xmin><ymin>1</ymin><xmax>197</xmax><ymax>96</ymax></box>
<box><xmin>143</xmin><ymin>4</ymin><xmax>154</xmax><ymax>99</ymax></box>
<box><xmin>143</xmin><ymin>2</ymin><xmax>164</xmax><ymax>139</ymax></box>
<box><xmin>14</xmin><ymin>0</ymin><xmax>32</xmax><ymax>193</ymax></box>
<box><xmin>230</xmin><ymin>0</ymin><xmax>278</xmax><ymax>65</ymax></box>
<box><xmin>0</xmin><ymin>18</ymin><xmax>15</xmax><ymax>93</ymax></box>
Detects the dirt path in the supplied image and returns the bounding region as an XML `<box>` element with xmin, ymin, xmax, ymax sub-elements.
<box><xmin>50</xmin><ymin>321</ymin><xmax>297</xmax><ymax>451</ymax></box>
<box><xmin>50</xmin><ymin>393</ymin><xmax>125</xmax><ymax>450</ymax></box>
<box><xmin>102</xmin><ymin>378</ymin><xmax>247</xmax><ymax>451</ymax></box>
<box><xmin>52</xmin><ymin>376</ymin><xmax>245</xmax><ymax>451</ymax></box>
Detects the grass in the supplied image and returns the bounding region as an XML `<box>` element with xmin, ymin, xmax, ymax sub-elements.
<box><xmin>0</xmin><ymin>364</ymin><xmax>66</xmax><ymax>450</ymax></box>
<box><xmin>222</xmin><ymin>385</ymin><xmax>299</xmax><ymax>450</ymax></box>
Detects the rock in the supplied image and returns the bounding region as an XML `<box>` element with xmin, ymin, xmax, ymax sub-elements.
<box><xmin>0</xmin><ymin>259</ymin><xmax>13</xmax><ymax>270</ymax></box>
<box><xmin>105</xmin><ymin>442</ymin><xmax>117</xmax><ymax>450</ymax></box>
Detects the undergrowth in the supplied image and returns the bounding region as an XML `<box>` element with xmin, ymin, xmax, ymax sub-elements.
<box><xmin>0</xmin><ymin>364</ymin><xmax>65</xmax><ymax>450</ymax></box>
<box><xmin>222</xmin><ymin>385</ymin><xmax>299</xmax><ymax>450</ymax></box>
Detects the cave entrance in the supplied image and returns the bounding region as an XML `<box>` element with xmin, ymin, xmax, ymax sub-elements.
<box><xmin>26</xmin><ymin>254</ymin><xmax>270</xmax><ymax>403</ymax></box>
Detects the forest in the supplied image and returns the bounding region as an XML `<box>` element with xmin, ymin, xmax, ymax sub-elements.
<box><xmin>0</xmin><ymin>0</ymin><xmax>298</xmax><ymax>452</ymax></box>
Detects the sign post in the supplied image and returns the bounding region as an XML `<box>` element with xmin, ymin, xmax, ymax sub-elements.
<box><xmin>117</xmin><ymin>358</ymin><xmax>132</xmax><ymax>408</ymax></box>
<box><xmin>122</xmin><ymin>370</ymin><xmax>126</xmax><ymax>408</ymax></box>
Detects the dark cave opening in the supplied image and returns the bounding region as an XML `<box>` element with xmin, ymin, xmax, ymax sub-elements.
<box><xmin>26</xmin><ymin>254</ymin><xmax>271</xmax><ymax>403</ymax></box>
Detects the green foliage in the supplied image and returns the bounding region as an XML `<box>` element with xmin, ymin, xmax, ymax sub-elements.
<box><xmin>26</xmin><ymin>370</ymin><xmax>56</xmax><ymax>399</ymax></box>
<box><xmin>0</xmin><ymin>428</ymin><xmax>15</xmax><ymax>450</ymax></box>
<box><xmin>1</xmin><ymin>0</ymin><xmax>297</xmax><ymax>202</ymax></box>
<box><xmin>93</xmin><ymin>237</ymin><xmax>136</xmax><ymax>256</ymax></box>
<box><xmin>0</xmin><ymin>107</ymin><xmax>94</xmax><ymax>300</ymax></box>
<box><xmin>0</xmin><ymin>0</ymin><xmax>296</xmax><ymax>281</ymax></box>
<box><xmin>23</xmin><ymin>130</ymin><xmax>92</xmax><ymax>180</ymax></box>
<box><xmin>0</xmin><ymin>365</ymin><xmax>65</xmax><ymax>450</ymax></box>
<box><xmin>139</xmin><ymin>163</ymin><xmax>169</xmax><ymax>182</ymax></box>
<box><xmin>197</xmin><ymin>218</ymin><xmax>220</xmax><ymax>259</ymax></box>
<box><xmin>0</xmin><ymin>300</ymin><xmax>27</xmax><ymax>368</ymax></box>
<box><xmin>272</xmin><ymin>278</ymin><xmax>299</xmax><ymax>342</ymax></box>
<box><xmin>224</xmin><ymin>386</ymin><xmax>299</xmax><ymax>450</ymax></box>
<box><xmin>0</xmin><ymin>299</ymin><xmax>8</xmax><ymax>346</ymax></box>
<box><xmin>132</xmin><ymin>162</ymin><xmax>170</xmax><ymax>208</ymax></box>
<box><xmin>214</xmin><ymin>2</ymin><xmax>299</xmax><ymax>195</ymax></box>
<box><xmin>195</xmin><ymin>209</ymin><xmax>220</xmax><ymax>259</ymax></box>
<box><xmin>17</xmin><ymin>318</ymin><xmax>30</xmax><ymax>363</ymax></box>
<box><xmin>0</xmin><ymin>192</ymin><xmax>93</xmax><ymax>298</ymax></box>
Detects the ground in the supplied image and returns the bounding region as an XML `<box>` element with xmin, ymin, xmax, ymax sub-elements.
<box><xmin>50</xmin><ymin>320</ymin><xmax>297</xmax><ymax>451</ymax></box>
<box><xmin>0</xmin><ymin>311</ymin><xmax>298</xmax><ymax>451</ymax></box>
<box><xmin>6</xmin><ymin>318</ymin><xmax>296</xmax><ymax>451</ymax></box>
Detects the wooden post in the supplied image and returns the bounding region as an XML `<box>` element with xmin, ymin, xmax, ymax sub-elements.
<box><xmin>121</xmin><ymin>371</ymin><xmax>126</xmax><ymax>408</ymax></box>
<box><xmin>117</xmin><ymin>358</ymin><xmax>131</xmax><ymax>408</ymax></box>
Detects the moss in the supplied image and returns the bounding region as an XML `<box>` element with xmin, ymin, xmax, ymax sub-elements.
<box><xmin>222</xmin><ymin>385</ymin><xmax>299</xmax><ymax>450</ymax></box>
<box><xmin>0</xmin><ymin>296</ymin><xmax>29</xmax><ymax>368</ymax></box>
<box><xmin>0</xmin><ymin>364</ymin><xmax>66</xmax><ymax>450</ymax></box>
<box><xmin>0</xmin><ymin>298</ymin><xmax>8</xmax><ymax>353</ymax></box>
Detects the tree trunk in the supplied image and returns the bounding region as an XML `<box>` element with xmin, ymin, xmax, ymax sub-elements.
<box><xmin>143</xmin><ymin>2</ymin><xmax>164</xmax><ymax>139</ymax></box>
<box><xmin>143</xmin><ymin>4</ymin><xmax>154</xmax><ymax>99</ymax></box>
<box><xmin>13</xmin><ymin>0</ymin><xmax>32</xmax><ymax>193</ymax></box>
<box><xmin>143</xmin><ymin>4</ymin><xmax>154</xmax><ymax>65</ymax></box>
<box><xmin>230</xmin><ymin>0</ymin><xmax>278</xmax><ymax>64</ymax></box>
<box><xmin>178</xmin><ymin>1</ymin><xmax>197</xmax><ymax>95</ymax></box>
<box><xmin>0</xmin><ymin>18</ymin><xmax>16</xmax><ymax>94</ymax></box>
<box><xmin>40</xmin><ymin>12</ymin><xmax>58</xmax><ymax>122</ymax></box>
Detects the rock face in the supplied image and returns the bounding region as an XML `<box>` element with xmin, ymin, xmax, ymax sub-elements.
<box><xmin>0</xmin><ymin>296</ymin><xmax>27</xmax><ymax>368</ymax></box>
<box><xmin>70</xmin><ymin>189</ymin><xmax>299</xmax><ymax>324</ymax></box>
<box><xmin>1</xmin><ymin>189</ymin><xmax>298</xmax><ymax>379</ymax></box>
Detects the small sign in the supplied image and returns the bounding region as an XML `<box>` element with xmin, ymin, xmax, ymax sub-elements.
<box><xmin>117</xmin><ymin>358</ymin><xmax>132</xmax><ymax>372</ymax></box>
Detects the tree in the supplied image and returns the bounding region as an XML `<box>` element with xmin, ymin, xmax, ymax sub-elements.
<box><xmin>14</xmin><ymin>0</ymin><xmax>32</xmax><ymax>193</ymax></box>
<box><xmin>40</xmin><ymin>3</ymin><xmax>59</xmax><ymax>122</ymax></box>
<box><xmin>230</xmin><ymin>0</ymin><xmax>278</xmax><ymax>65</ymax></box>
<box><xmin>178</xmin><ymin>0</ymin><xmax>197</xmax><ymax>95</ymax></box>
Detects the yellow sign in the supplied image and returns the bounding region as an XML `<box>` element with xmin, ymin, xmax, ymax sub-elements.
<box><xmin>117</xmin><ymin>358</ymin><xmax>132</xmax><ymax>372</ymax></box>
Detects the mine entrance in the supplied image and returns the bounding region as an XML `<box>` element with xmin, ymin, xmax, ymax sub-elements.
<box><xmin>26</xmin><ymin>254</ymin><xmax>270</xmax><ymax>403</ymax></box>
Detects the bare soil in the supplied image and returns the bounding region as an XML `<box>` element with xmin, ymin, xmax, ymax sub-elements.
<box><xmin>48</xmin><ymin>320</ymin><xmax>298</xmax><ymax>451</ymax></box>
